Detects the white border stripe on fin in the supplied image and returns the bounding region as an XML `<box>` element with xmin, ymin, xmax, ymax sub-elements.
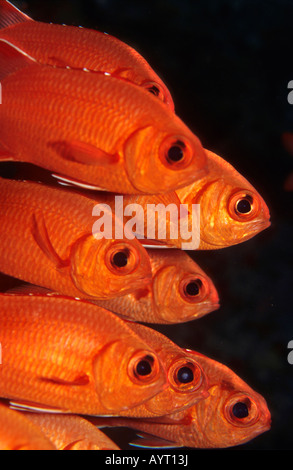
<box><xmin>51</xmin><ymin>173</ymin><xmax>106</xmax><ymax>191</ymax></box>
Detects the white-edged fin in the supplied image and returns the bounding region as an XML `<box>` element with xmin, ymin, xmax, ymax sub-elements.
<box><xmin>0</xmin><ymin>0</ymin><xmax>33</xmax><ymax>30</ymax></box>
<box><xmin>51</xmin><ymin>173</ymin><xmax>106</xmax><ymax>191</ymax></box>
<box><xmin>9</xmin><ymin>400</ymin><xmax>66</xmax><ymax>414</ymax></box>
<box><xmin>141</xmin><ymin>244</ymin><xmax>171</xmax><ymax>249</ymax></box>
<box><xmin>130</xmin><ymin>433</ymin><xmax>181</xmax><ymax>449</ymax></box>
<box><xmin>0</xmin><ymin>38</ymin><xmax>36</xmax><ymax>82</ymax></box>
<box><xmin>138</xmin><ymin>238</ymin><xmax>176</xmax><ymax>249</ymax></box>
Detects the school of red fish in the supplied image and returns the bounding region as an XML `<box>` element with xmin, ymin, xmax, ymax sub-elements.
<box><xmin>0</xmin><ymin>1</ymin><xmax>272</xmax><ymax>450</ymax></box>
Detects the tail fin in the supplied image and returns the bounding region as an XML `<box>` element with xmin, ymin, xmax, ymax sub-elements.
<box><xmin>0</xmin><ymin>0</ymin><xmax>32</xmax><ymax>30</ymax></box>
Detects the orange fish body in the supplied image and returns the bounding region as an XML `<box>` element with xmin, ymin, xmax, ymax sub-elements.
<box><xmin>0</xmin><ymin>403</ymin><xmax>56</xmax><ymax>450</ymax></box>
<box><xmin>96</xmin><ymin>248</ymin><xmax>220</xmax><ymax>324</ymax></box>
<box><xmin>96</xmin><ymin>350</ymin><xmax>271</xmax><ymax>448</ymax></box>
<box><xmin>0</xmin><ymin>293</ymin><xmax>167</xmax><ymax>415</ymax></box>
<box><xmin>0</xmin><ymin>39</ymin><xmax>207</xmax><ymax>194</ymax></box>
<box><xmin>0</xmin><ymin>0</ymin><xmax>174</xmax><ymax>110</ymax></box>
<box><xmin>0</xmin><ymin>177</ymin><xmax>152</xmax><ymax>299</ymax></box>
<box><xmin>104</xmin><ymin>149</ymin><xmax>270</xmax><ymax>250</ymax></box>
<box><xmin>23</xmin><ymin>413</ymin><xmax>120</xmax><ymax>450</ymax></box>
<box><xmin>89</xmin><ymin>191</ymin><xmax>186</xmax><ymax>250</ymax></box>
<box><xmin>176</xmin><ymin>149</ymin><xmax>271</xmax><ymax>249</ymax></box>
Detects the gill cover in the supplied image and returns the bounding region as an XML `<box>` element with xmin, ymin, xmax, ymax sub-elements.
<box><xmin>92</xmin><ymin>340</ymin><xmax>166</xmax><ymax>412</ymax></box>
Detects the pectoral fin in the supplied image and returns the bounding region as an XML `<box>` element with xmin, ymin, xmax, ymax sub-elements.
<box><xmin>48</xmin><ymin>140</ymin><xmax>119</xmax><ymax>166</ymax></box>
<box><xmin>39</xmin><ymin>374</ymin><xmax>90</xmax><ymax>387</ymax></box>
<box><xmin>9</xmin><ymin>400</ymin><xmax>65</xmax><ymax>414</ymax></box>
<box><xmin>31</xmin><ymin>213</ymin><xmax>69</xmax><ymax>269</ymax></box>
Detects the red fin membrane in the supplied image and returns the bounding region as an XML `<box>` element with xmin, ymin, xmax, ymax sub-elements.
<box><xmin>0</xmin><ymin>0</ymin><xmax>33</xmax><ymax>30</ymax></box>
<box><xmin>39</xmin><ymin>374</ymin><xmax>90</xmax><ymax>387</ymax></box>
<box><xmin>0</xmin><ymin>38</ymin><xmax>36</xmax><ymax>82</ymax></box>
<box><xmin>31</xmin><ymin>213</ymin><xmax>69</xmax><ymax>269</ymax></box>
<box><xmin>8</xmin><ymin>400</ymin><xmax>66</xmax><ymax>414</ymax></box>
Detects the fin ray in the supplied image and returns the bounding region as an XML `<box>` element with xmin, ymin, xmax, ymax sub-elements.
<box><xmin>31</xmin><ymin>213</ymin><xmax>69</xmax><ymax>269</ymax></box>
<box><xmin>0</xmin><ymin>0</ymin><xmax>33</xmax><ymax>30</ymax></box>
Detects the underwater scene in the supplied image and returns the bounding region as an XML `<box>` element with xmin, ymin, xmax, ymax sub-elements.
<box><xmin>0</xmin><ymin>0</ymin><xmax>292</xmax><ymax>452</ymax></box>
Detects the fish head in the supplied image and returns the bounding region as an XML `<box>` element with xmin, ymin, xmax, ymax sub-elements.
<box><xmin>143</xmin><ymin>352</ymin><xmax>209</xmax><ymax>416</ymax></box>
<box><xmin>69</xmin><ymin>235</ymin><xmax>152</xmax><ymax>299</ymax></box>
<box><xmin>123</xmin><ymin>124</ymin><xmax>207</xmax><ymax>194</ymax></box>
<box><xmin>151</xmin><ymin>263</ymin><xmax>219</xmax><ymax>323</ymax></box>
<box><xmin>92</xmin><ymin>339</ymin><xmax>167</xmax><ymax>413</ymax></box>
<box><xmin>189</xmin><ymin>177</ymin><xmax>270</xmax><ymax>249</ymax></box>
<box><xmin>182</xmin><ymin>353</ymin><xmax>272</xmax><ymax>448</ymax></box>
<box><xmin>189</xmin><ymin>384</ymin><xmax>271</xmax><ymax>448</ymax></box>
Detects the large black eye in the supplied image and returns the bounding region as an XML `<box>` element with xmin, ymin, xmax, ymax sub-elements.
<box><xmin>236</xmin><ymin>197</ymin><xmax>252</xmax><ymax>215</ymax></box>
<box><xmin>167</xmin><ymin>141</ymin><xmax>185</xmax><ymax>163</ymax></box>
<box><xmin>184</xmin><ymin>279</ymin><xmax>201</xmax><ymax>297</ymax></box>
<box><xmin>135</xmin><ymin>355</ymin><xmax>154</xmax><ymax>377</ymax></box>
<box><xmin>232</xmin><ymin>401</ymin><xmax>249</xmax><ymax>419</ymax></box>
<box><xmin>180</xmin><ymin>277</ymin><xmax>206</xmax><ymax>303</ymax></box>
<box><xmin>160</xmin><ymin>136</ymin><xmax>193</xmax><ymax>170</ymax></box>
<box><xmin>177</xmin><ymin>366</ymin><xmax>194</xmax><ymax>384</ymax></box>
<box><xmin>111</xmin><ymin>250</ymin><xmax>129</xmax><ymax>268</ymax></box>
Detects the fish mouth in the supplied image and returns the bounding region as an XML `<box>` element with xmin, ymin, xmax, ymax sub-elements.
<box><xmin>189</xmin><ymin>301</ymin><xmax>220</xmax><ymax>321</ymax></box>
<box><xmin>199</xmin><ymin>218</ymin><xmax>271</xmax><ymax>249</ymax></box>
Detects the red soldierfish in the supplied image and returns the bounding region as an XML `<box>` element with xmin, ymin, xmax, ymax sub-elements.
<box><xmin>96</xmin><ymin>249</ymin><xmax>220</xmax><ymax>324</ymax></box>
<box><xmin>5</xmin><ymin>286</ymin><xmax>210</xmax><ymax>418</ymax></box>
<box><xmin>23</xmin><ymin>413</ymin><xmax>120</xmax><ymax>450</ymax></box>
<box><xmin>111</xmin><ymin>324</ymin><xmax>210</xmax><ymax>417</ymax></box>
<box><xmin>0</xmin><ymin>293</ymin><xmax>167</xmax><ymax>415</ymax></box>
<box><xmin>0</xmin><ymin>0</ymin><xmax>175</xmax><ymax>110</ymax></box>
<box><xmin>0</xmin><ymin>402</ymin><xmax>56</xmax><ymax>450</ymax></box>
<box><xmin>176</xmin><ymin>149</ymin><xmax>271</xmax><ymax>249</ymax></box>
<box><xmin>0</xmin><ymin>39</ymin><xmax>207</xmax><ymax>194</ymax></box>
<box><xmin>0</xmin><ymin>177</ymin><xmax>152</xmax><ymax>300</ymax></box>
<box><xmin>4</xmin><ymin>286</ymin><xmax>210</xmax><ymax>418</ymax></box>
<box><xmin>93</xmin><ymin>350</ymin><xmax>271</xmax><ymax>448</ymax></box>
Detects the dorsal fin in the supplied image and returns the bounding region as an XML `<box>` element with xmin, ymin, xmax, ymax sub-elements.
<box><xmin>0</xmin><ymin>38</ymin><xmax>36</xmax><ymax>82</ymax></box>
<box><xmin>0</xmin><ymin>0</ymin><xmax>33</xmax><ymax>30</ymax></box>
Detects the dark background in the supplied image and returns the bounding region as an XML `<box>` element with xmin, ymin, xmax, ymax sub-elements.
<box><xmin>2</xmin><ymin>0</ymin><xmax>293</xmax><ymax>450</ymax></box>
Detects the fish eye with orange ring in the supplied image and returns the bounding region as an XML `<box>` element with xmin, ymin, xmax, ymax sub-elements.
<box><xmin>168</xmin><ymin>357</ymin><xmax>204</xmax><ymax>393</ymax></box>
<box><xmin>128</xmin><ymin>351</ymin><xmax>160</xmax><ymax>385</ymax></box>
<box><xmin>159</xmin><ymin>136</ymin><xmax>194</xmax><ymax>170</ymax></box>
<box><xmin>224</xmin><ymin>393</ymin><xmax>260</xmax><ymax>427</ymax></box>
<box><xmin>228</xmin><ymin>190</ymin><xmax>260</xmax><ymax>221</ymax></box>
<box><xmin>105</xmin><ymin>243</ymin><xmax>140</xmax><ymax>276</ymax></box>
<box><xmin>179</xmin><ymin>275</ymin><xmax>209</xmax><ymax>304</ymax></box>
